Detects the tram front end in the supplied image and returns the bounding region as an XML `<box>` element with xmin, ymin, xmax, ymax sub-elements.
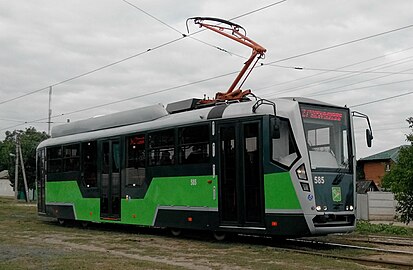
<box><xmin>299</xmin><ymin>103</ymin><xmax>356</xmax><ymax>235</ymax></box>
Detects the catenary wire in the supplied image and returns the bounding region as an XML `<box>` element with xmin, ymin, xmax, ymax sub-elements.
<box><xmin>0</xmin><ymin>0</ymin><xmax>287</xmax><ymax>107</ymax></box>
<box><xmin>262</xmin><ymin>55</ymin><xmax>413</xmax><ymax>97</ymax></box>
<box><xmin>351</xmin><ymin>90</ymin><xmax>413</xmax><ymax>108</ymax></box>
<box><xmin>254</xmin><ymin>46</ymin><xmax>413</xmax><ymax>93</ymax></box>
<box><xmin>2</xmin><ymin>12</ymin><xmax>413</xmax><ymax>129</ymax></box>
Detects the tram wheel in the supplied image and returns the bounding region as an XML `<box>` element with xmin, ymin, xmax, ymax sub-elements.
<box><xmin>57</xmin><ymin>218</ymin><xmax>66</xmax><ymax>226</ymax></box>
<box><xmin>170</xmin><ymin>228</ymin><xmax>182</xmax><ymax>237</ymax></box>
<box><xmin>80</xmin><ymin>221</ymin><xmax>89</xmax><ymax>228</ymax></box>
<box><xmin>212</xmin><ymin>231</ymin><xmax>226</xmax><ymax>241</ymax></box>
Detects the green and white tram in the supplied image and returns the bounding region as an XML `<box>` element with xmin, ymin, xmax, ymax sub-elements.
<box><xmin>37</xmin><ymin>17</ymin><xmax>373</xmax><ymax>239</ymax></box>
<box><xmin>37</xmin><ymin>96</ymin><xmax>372</xmax><ymax>238</ymax></box>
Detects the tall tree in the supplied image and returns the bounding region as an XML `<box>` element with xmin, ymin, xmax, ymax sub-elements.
<box><xmin>0</xmin><ymin>128</ymin><xmax>49</xmax><ymax>196</ymax></box>
<box><xmin>383</xmin><ymin>118</ymin><xmax>413</xmax><ymax>224</ymax></box>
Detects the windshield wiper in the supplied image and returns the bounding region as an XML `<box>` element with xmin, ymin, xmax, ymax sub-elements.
<box><xmin>332</xmin><ymin>158</ymin><xmax>351</xmax><ymax>185</ymax></box>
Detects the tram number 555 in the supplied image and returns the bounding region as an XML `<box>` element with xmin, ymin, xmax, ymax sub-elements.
<box><xmin>314</xmin><ymin>176</ymin><xmax>325</xmax><ymax>185</ymax></box>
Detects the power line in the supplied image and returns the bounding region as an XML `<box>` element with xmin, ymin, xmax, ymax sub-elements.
<box><xmin>0</xmin><ymin>70</ymin><xmax>240</xmax><ymax>132</ymax></box>
<box><xmin>2</xmin><ymin>10</ymin><xmax>413</xmax><ymax>130</ymax></box>
<box><xmin>0</xmin><ymin>36</ymin><xmax>185</xmax><ymax>106</ymax></box>
<box><xmin>262</xmin><ymin>55</ymin><xmax>413</xmax><ymax>98</ymax></box>
<box><xmin>310</xmin><ymin>78</ymin><xmax>413</xmax><ymax>97</ymax></box>
<box><xmin>266</xmin><ymin>63</ymin><xmax>413</xmax><ymax>75</ymax></box>
<box><xmin>306</xmin><ymin>66</ymin><xmax>413</xmax><ymax>97</ymax></box>
<box><xmin>351</xmin><ymin>90</ymin><xmax>413</xmax><ymax>108</ymax></box>
<box><xmin>0</xmin><ymin>0</ymin><xmax>288</xmax><ymax>107</ymax></box>
<box><xmin>254</xmin><ymin>46</ymin><xmax>413</xmax><ymax>93</ymax></box>
<box><xmin>263</xmin><ymin>23</ymin><xmax>413</xmax><ymax>65</ymax></box>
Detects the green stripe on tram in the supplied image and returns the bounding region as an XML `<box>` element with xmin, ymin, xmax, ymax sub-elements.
<box><xmin>46</xmin><ymin>181</ymin><xmax>100</xmax><ymax>222</ymax></box>
<box><xmin>264</xmin><ymin>172</ymin><xmax>301</xmax><ymax>210</ymax></box>
<box><xmin>46</xmin><ymin>175</ymin><xmax>218</xmax><ymax>225</ymax></box>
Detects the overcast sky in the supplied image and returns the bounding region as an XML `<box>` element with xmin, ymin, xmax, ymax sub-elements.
<box><xmin>1</xmin><ymin>0</ymin><xmax>412</xmax><ymax>158</ymax></box>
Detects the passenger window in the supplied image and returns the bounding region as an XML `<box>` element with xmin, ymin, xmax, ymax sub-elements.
<box><xmin>126</xmin><ymin>135</ymin><xmax>146</xmax><ymax>187</ymax></box>
<box><xmin>47</xmin><ymin>146</ymin><xmax>62</xmax><ymax>173</ymax></box>
<box><xmin>82</xmin><ymin>141</ymin><xmax>97</xmax><ymax>187</ymax></box>
<box><xmin>63</xmin><ymin>144</ymin><xmax>80</xmax><ymax>172</ymax></box>
<box><xmin>149</xmin><ymin>129</ymin><xmax>175</xmax><ymax>166</ymax></box>
<box><xmin>271</xmin><ymin>118</ymin><xmax>299</xmax><ymax>167</ymax></box>
<box><xmin>179</xmin><ymin>125</ymin><xmax>210</xmax><ymax>164</ymax></box>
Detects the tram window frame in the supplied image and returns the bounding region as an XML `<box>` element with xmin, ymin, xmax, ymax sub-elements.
<box><xmin>47</xmin><ymin>146</ymin><xmax>62</xmax><ymax>173</ymax></box>
<box><xmin>148</xmin><ymin>129</ymin><xmax>175</xmax><ymax>166</ymax></box>
<box><xmin>63</xmin><ymin>144</ymin><xmax>80</xmax><ymax>172</ymax></box>
<box><xmin>126</xmin><ymin>134</ymin><xmax>146</xmax><ymax>187</ymax></box>
<box><xmin>82</xmin><ymin>141</ymin><xmax>97</xmax><ymax>188</ymax></box>
<box><xmin>178</xmin><ymin>124</ymin><xmax>210</xmax><ymax>164</ymax></box>
<box><xmin>270</xmin><ymin>117</ymin><xmax>300</xmax><ymax>168</ymax></box>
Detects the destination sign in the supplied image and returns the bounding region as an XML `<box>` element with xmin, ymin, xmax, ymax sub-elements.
<box><xmin>301</xmin><ymin>109</ymin><xmax>343</xmax><ymax>121</ymax></box>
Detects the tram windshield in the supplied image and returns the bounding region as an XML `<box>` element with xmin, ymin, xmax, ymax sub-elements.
<box><xmin>300</xmin><ymin>104</ymin><xmax>352</xmax><ymax>172</ymax></box>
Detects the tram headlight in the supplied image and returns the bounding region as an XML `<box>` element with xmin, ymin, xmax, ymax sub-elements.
<box><xmin>323</xmin><ymin>206</ymin><xmax>328</xmax><ymax>211</ymax></box>
<box><xmin>296</xmin><ymin>164</ymin><xmax>307</xmax><ymax>180</ymax></box>
<box><xmin>316</xmin><ymin>206</ymin><xmax>322</xmax><ymax>211</ymax></box>
<box><xmin>349</xmin><ymin>205</ymin><xmax>354</xmax><ymax>211</ymax></box>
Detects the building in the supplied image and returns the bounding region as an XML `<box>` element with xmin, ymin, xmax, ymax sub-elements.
<box><xmin>0</xmin><ymin>170</ymin><xmax>14</xmax><ymax>197</ymax></box>
<box><xmin>358</xmin><ymin>146</ymin><xmax>407</xmax><ymax>187</ymax></box>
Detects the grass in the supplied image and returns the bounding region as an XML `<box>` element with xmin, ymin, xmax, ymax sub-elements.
<box><xmin>0</xmin><ymin>196</ymin><xmax>399</xmax><ymax>269</ymax></box>
<box><xmin>355</xmin><ymin>220</ymin><xmax>413</xmax><ymax>236</ymax></box>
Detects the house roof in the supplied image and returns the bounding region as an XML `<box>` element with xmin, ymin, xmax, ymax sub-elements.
<box><xmin>359</xmin><ymin>145</ymin><xmax>409</xmax><ymax>162</ymax></box>
<box><xmin>356</xmin><ymin>180</ymin><xmax>379</xmax><ymax>193</ymax></box>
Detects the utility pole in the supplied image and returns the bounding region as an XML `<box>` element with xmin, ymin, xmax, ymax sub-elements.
<box><xmin>14</xmin><ymin>134</ymin><xmax>19</xmax><ymax>201</ymax></box>
<box><xmin>48</xmin><ymin>86</ymin><xmax>52</xmax><ymax>135</ymax></box>
<box><xmin>18</xmin><ymin>143</ymin><xmax>30</xmax><ymax>202</ymax></box>
<box><xmin>13</xmin><ymin>134</ymin><xmax>30</xmax><ymax>202</ymax></box>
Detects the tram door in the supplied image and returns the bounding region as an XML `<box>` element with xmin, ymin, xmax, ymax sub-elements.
<box><xmin>218</xmin><ymin>121</ymin><xmax>264</xmax><ymax>227</ymax></box>
<box><xmin>99</xmin><ymin>140</ymin><xmax>121</xmax><ymax>220</ymax></box>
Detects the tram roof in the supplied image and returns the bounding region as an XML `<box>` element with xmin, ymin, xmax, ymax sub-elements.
<box><xmin>38</xmin><ymin>97</ymin><xmax>340</xmax><ymax>149</ymax></box>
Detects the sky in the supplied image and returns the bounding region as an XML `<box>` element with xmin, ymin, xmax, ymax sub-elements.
<box><xmin>0</xmin><ymin>0</ymin><xmax>412</xmax><ymax>159</ymax></box>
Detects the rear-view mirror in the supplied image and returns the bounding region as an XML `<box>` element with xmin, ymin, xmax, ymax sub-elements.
<box><xmin>366</xmin><ymin>129</ymin><xmax>373</xmax><ymax>147</ymax></box>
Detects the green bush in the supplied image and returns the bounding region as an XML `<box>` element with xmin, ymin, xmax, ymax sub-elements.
<box><xmin>356</xmin><ymin>220</ymin><xmax>413</xmax><ymax>236</ymax></box>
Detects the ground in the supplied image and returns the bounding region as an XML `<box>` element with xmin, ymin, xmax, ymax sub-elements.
<box><xmin>0</xmin><ymin>197</ymin><xmax>408</xmax><ymax>270</ymax></box>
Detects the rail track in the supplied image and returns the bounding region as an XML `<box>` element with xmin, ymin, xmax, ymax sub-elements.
<box><xmin>333</xmin><ymin>234</ymin><xmax>413</xmax><ymax>247</ymax></box>
<box><xmin>274</xmin><ymin>238</ymin><xmax>413</xmax><ymax>269</ymax></box>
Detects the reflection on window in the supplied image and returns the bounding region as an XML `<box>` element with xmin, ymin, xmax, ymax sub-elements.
<box><xmin>82</xmin><ymin>141</ymin><xmax>97</xmax><ymax>187</ymax></box>
<box><xmin>300</xmin><ymin>105</ymin><xmax>351</xmax><ymax>170</ymax></box>
<box><xmin>179</xmin><ymin>125</ymin><xmax>210</xmax><ymax>164</ymax></box>
<box><xmin>126</xmin><ymin>135</ymin><xmax>146</xmax><ymax>187</ymax></box>
<box><xmin>47</xmin><ymin>146</ymin><xmax>62</xmax><ymax>173</ymax></box>
<box><xmin>63</xmin><ymin>144</ymin><xmax>80</xmax><ymax>172</ymax></box>
<box><xmin>271</xmin><ymin>118</ymin><xmax>299</xmax><ymax>167</ymax></box>
<box><xmin>149</xmin><ymin>129</ymin><xmax>175</xmax><ymax>166</ymax></box>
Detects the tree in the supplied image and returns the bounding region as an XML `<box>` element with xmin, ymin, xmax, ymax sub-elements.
<box><xmin>0</xmin><ymin>128</ymin><xmax>49</xmax><ymax>196</ymax></box>
<box><xmin>382</xmin><ymin>118</ymin><xmax>413</xmax><ymax>224</ymax></box>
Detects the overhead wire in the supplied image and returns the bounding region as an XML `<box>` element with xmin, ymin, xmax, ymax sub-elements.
<box><xmin>0</xmin><ymin>0</ymin><xmax>287</xmax><ymax>107</ymax></box>
<box><xmin>0</xmin><ymin>0</ymin><xmax>289</xmax><ymax>131</ymax></box>
<box><xmin>310</xmin><ymin>78</ymin><xmax>413</xmax><ymax>97</ymax></box>
<box><xmin>351</xmin><ymin>90</ymin><xmax>413</xmax><ymax>108</ymax></box>
<box><xmin>262</xmin><ymin>23</ymin><xmax>413</xmax><ymax>65</ymax></box>
<box><xmin>2</xmin><ymin>4</ymin><xmax>413</xmax><ymax>130</ymax></box>
<box><xmin>253</xmin><ymin>46</ymin><xmax>413</xmax><ymax>93</ymax></box>
<box><xmin>262</xmin><ymin>55</ymin><xmax>413</xmax><ymax>98</ymax></box>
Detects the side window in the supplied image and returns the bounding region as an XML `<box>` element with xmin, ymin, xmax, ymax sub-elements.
<box><xmin>82</xmin><ymin>141</ymin><xmax>97</xmax><ymax>187</ymax></box>
<box><xmin>126</xmin><ymin>135</ymin><xmax>146</xmax><ymax>187</ymax></box>
<box><xmin>63</xmin><ymin>144</ymin><xmax>80</xmax><ymax>172</ymax></box>
<box><xmin>149</xmin><ymin>129</ymin><xmax>175</xmax><ymax>166</ymax></box>
<box><xmin>271</xmin><ymin>118</ymin><xmax>299</xmax><ymax>167</ymax></box>
<box><xmin>47</xmin><ymin>146</ymin><xmax>62</xmax><ymax>173</ymax></box>
<box><xmin>179</xmin><ymin>125</ymin><xmax>210</xmax><ymax>164</ymax></box>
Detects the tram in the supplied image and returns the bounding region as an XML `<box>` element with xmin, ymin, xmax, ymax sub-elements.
<box><xmin>36</xmin><ymin>18</ymin><xmax>373</xmax><ymax>239</ymax></box>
